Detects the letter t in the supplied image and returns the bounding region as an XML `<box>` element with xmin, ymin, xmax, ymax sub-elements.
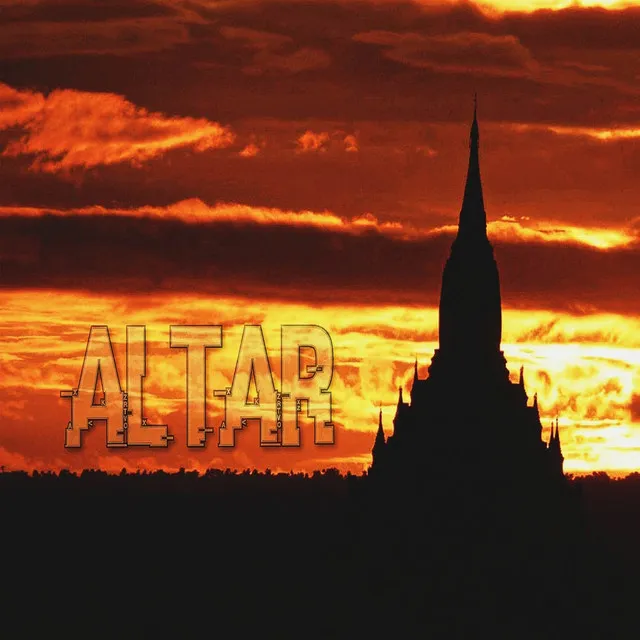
<box><xmin>170</xmin><ymin>325</ymin><xmax>222</xmax><ymax>447</ymax></box>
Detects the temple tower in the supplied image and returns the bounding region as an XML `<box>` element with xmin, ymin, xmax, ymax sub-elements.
<box><xmin>429</xmin><ymin>97</ymin><xmax>508</xmax><ymax>385</ymax></box>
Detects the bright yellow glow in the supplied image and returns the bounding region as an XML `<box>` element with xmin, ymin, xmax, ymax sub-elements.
<box><xmin>434</xmin><ymin>218</ymin><xmax>637</xmax><ymax>250</ymax></box>
<box><xmin>471</xmin><ymin>0</ymin><xmax>638</xmax><ymax>14</ymax></box>
<box><xmin>1</xmin><ymin>290</ymin><xmax>639</xmax><ymax>475</ymax></box>
<box><xmin>510</xmin><ymin>122</ymin><xmax>640</xmax><ymax>142</ymax></box>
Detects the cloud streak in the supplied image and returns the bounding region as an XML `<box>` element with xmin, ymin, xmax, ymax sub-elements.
<box><xmin>0</xmin><ymin>199</ymin><xmax>634</xmax><ymax>248</ymax></box>
<box><xmin>0</xmin><ymin>83</ymin><xmax>235</xmax><ymax>172</ymax></box>
<box><xmin>219</xmin><ymin>26</ymin><xmax>331</xmax><ymax>75</ymax></box>
<box><xmin>0</xmin><ymin>201</ymin><xmax>638</xmax><ymax>315</ymax></box>
<box><xmin>353</xmin><ymin>30</ymin><xmax>538</xmax><ymax>78</ymax></box>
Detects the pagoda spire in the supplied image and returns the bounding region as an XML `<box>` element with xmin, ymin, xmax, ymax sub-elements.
<box><xmin>458</xmin><ymin>94</ymin><xmax>487</xmax><ymax>240</ymax></box>
<box><xmin>429</xmin><ymin>92</ymin><xmax>505</xmax><ymax>378</ymax></box>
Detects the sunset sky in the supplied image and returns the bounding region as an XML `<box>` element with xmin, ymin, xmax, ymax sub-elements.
<box><xmin>1</xmin><ymin>0</ymin><xmax>640</xmax><ymax>475</ymax></box>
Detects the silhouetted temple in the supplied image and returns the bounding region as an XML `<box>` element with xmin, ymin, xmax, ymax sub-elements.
<box><xmin>370</xmin><ymin>100</ymin><xmax>565</xmax><ymax>487</ymax></box>
<box><xmin>357</xmin><ymin>100</ymin><xmax>588</xmax><ymax>637</ymax></box>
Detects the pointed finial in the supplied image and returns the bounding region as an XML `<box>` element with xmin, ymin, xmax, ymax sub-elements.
<box><xmin>533</xmin><ymin>392</ymin><xmax>538</xmax><ymax>411</ymax></box>
<box><xmin>470</xmin><ymin>93</ymin><xmax>479</xmax><ymax>149</ymax></box>
<box><xmin>373</xmin><ymin>405</ymin><xmax>386</xmax><ymax>452</ymax></box>
<box><xmin>458</xmin><ymin>90</ymin><xmax>485</xmax><ymax>237</ymax></box>
<box><xmin>414</xmin><ymin>356</ymin><xmax>419</xmax><ymax>381</ymax></box>
<box><xmin>519</xmin><ymin>365</ymin><xmax>524</xmax><ymax>386</ymax></box>
<box><xmin>398</xmin><ymin>386</ymin><xmax>403</xmax><ymax>404</ymax></box>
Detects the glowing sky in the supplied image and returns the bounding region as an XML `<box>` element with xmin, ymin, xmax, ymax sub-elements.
<box><xmin>0</xmin><ymin>0</ymin><xmax>639</xmax><ymax>475</ymax></box>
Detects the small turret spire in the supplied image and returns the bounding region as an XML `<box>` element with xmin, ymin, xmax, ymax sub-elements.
<box><xmin>519</xmin><ymin>365</ymin><xmax>525</xmax><ymax>387</ymax></box>
<box><xmin>375</xmin><ymin>406</ymin><xmax>384</xmax><ymax>442</ymax></box>
<box><xmin>398</xmin><ymin>386</ymin><xmax>403</xmax><ymax>404</ymax></box>
<box><xmin>548</xmin><ymin>416</ymin><xmax>564</xmax><ymax>476</ymax></box>
<box><xmin>413</xmin><ymin>357</ymin><xmax>419</xmax><ymax>382</ymax></box>
<box><xmin>372</xmin><ymin>407</ymin><xmax>386</xmax><ymax>468</ymax></box>
<box><xmin>556</xmin><ymin>420</ymin><xmax>563</xmax><ymax>456</ymax></box>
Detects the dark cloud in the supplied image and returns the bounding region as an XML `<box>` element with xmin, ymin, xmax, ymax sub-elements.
<box><xmin>0</xmin><ymin>1</ymin><xmax>639</xmax><ymax>125</ymax></box>
<box><xmin>503</xmin><ymin>6</ymin><xmax>640</xmax><ymax>53</ymax></box>
<box><xmin>0</xmin><ymin>0</ymin><xmax>194</xmax><ymax>59</ymax></box>
<box><xmin>217</xmin><ymin>25</ymin><xmax>331</xmax><ymax>75</ymax></box>
<box><xmin>1</xmin><ymin>213</ymin><xmax>639</xmax><ymax>314</ymax></box>
<box><xmin>0</xmin><ymin>0</ymin><xmax>179</xmax><ymax>24</ymax></box>
<box><xmin>353</xmin><ymin>30</ymin><xmax>538</xmax><ymax>78</ymax></box>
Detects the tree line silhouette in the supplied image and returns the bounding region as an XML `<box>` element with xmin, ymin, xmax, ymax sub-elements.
<box><xmin>2</xmin><ymin>467</ymin><xmax>640</xmax><ymax>637</ymax></box>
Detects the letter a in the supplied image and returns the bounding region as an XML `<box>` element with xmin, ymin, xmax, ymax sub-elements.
<box><xmin>62</xmin><ymin>326</ymin><xmax>125</xmax><ymax>448</ymax></box>
<box><xmin>219</xmin><ymin>325</ymin><xmax>278</xmax><ymax>447</ymax></box>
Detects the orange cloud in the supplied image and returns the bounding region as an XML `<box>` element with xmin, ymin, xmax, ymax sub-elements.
<box><xmin>344</xmin><ymin>134</ymin><xmax>359</xmax><ymax>152</ymax></box>
<box><xmin>436</xmin><ymin>217</ymin><xmax>637</xmax><ymax>250</ymax></box>
<box><xmin>0</xmin><ymin>82</ymin><xmax>235</xmax><ymax>173</ymax></box>
<box><xmin>297</xmin><ymin>130</ymin><xmax>331</xmax><ymax>152</ymax></box>
<box><xmin>472</xmin><ymin>0</ymin><xmax>636</xmax><ymax>14</ymax></box>
<box><xmin>510</xmin><ymin>122</ymin><xmax>640</xmax><ymax>141</ymax></box>
<box><xmin>296</xmin><ymin>130</ymin><xmax>361</xmax><ymax>154</ymax></box>
<box><xmin>0</xmin><ymin>199</ymin><xmax>370</xmax><ymax>232</ymax></box>
<box><xmin>239</xmin><ymin>143</ymin><xmax>261</xmax><ymax>157</ymax></box>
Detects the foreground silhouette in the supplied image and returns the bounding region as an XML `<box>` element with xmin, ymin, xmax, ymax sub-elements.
<box><xmin>353</xmin><ymin>101</ymin><xmax>593</xmax><ymax>636</ymax></box>
<box><xmin>371</xmin><ymin>100</ymin><xmax>564</xmax><ymax>488</ymax></box>
<box><xmin>1</xmin><ymin>469</ymin><xmax>640</xmax><ymax>637</ymax></box>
